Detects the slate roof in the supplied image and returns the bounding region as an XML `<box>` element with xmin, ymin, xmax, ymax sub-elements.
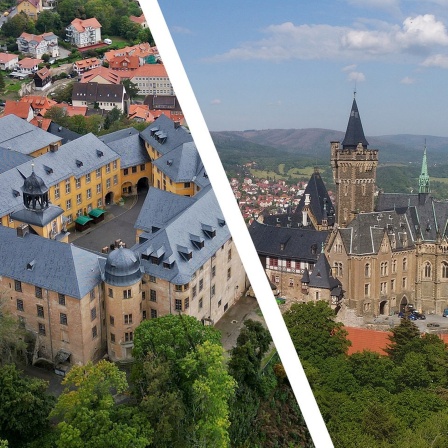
<box><xmin>339</xmin><ymin>211</ymin><xmax>414</xmax><ymax>255</ymax></box>
<box><xmin>131</xmin><ymin>186</ymin><xmax>230</xmax><ymax>284</ymax></box>
<box><xmin>249</xmin><ymin>220</ymin><xmax>328</xmax><ymax>263</ymax></box>
<box><xmin>10</xmin><ymin>205</ymin><xmax>64</xmax><ymax>227</ymax></box>
<box><xmin>0</xmin><ymin>225</ymin><xmax>104</xmax><ymax>299</ymax></box>
<box><xmin>72</xmin><ymin>82</ymin><xmax>126</xmax><ymax>104</ymax></box>
<box><xmin>0</xmin><ymin>148</ymin><xmax>32</xmax><ymax>174</ymax></box>
<box><xmin>376</xmin><ymin>192</ymin><xmax>448</xmax><ymax>243</ymax></box>
<box><xmin>139</xmin><ymin>114</ymin><xmax>192</xmax><ymax>156</ymax></box>
<box><xmin>342</xmin><ymin>98</ymin><xmax>369</xmax><ymax>149</ymax></box>
<box><xmin>308</xmin><ymin>252</ymin><xmax>342</xmax><ymax>292</ymax></box>
<box><xmin>47</xmin><ymin>122</ymin><xmax>82</xmax><ymax>144</ymax></box>
<box><xmin>294</xmin><ymin>170</ymin><xmax>335</xmax><ymax>225</ymax></box>
<box><xmin>144</xmin><ymin>94</ymin><xmax>182</xmax><ymax>112</ymax></box>
<box><xmin>152</xmin><ymin>141</ymin><xmax>210</xmax><ymax>188</ymax></box>
<box><xmin>0</xmin><ymin>114</ymin><xmax>61</xmax><ymax>155</ymax></box>
<box><xmin>0</xmin><ymin>133</ymin><xmax>119</xmax><ymax>217</ymax></box>
<box><xmin>100</xmin><ymin>127</ymin><xmax>150</xmax><ymax>168</ymax></box>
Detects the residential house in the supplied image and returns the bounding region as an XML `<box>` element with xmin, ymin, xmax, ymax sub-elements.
<box><xmin>16</xmin><ymin>0</ymin><xmax>42</xmax><ymax>20</ymax></box>
<box><xmin>19</xmin><ymin>95</ymin><xmax>57</xmax><ymax>116</ymax></box>
<box><xmin>127</xmin><ymin>104</ymin><xmax>155</xmax><ymax>123</ymax></box>
<box><xmin>17</xmin><ymin>32</ymin><xmax>59</xmax><ymax>59</ymax></box>
<box><xmin>80</xmin><ymin>66</ymin><xmax>121</xmax><ymax>84</ymax></box>
<box><xmin>72</xmin><ymin>82</ymin><xmax>129</xmax><ymax>113</ymax></box>
<box><xmin>108</xmin><ymin>55</ymin><xmax>139</xmax><ymax>71</ymax></box>
<box><xmin>104</xmin><ymin>43</ymin><xmax>156</xmax><ymax>66</ymax></box>
<box><xmin>73</xmin><ymin>57</ymin><xmax>101</xmax><ymax>75</ymax></box>
<box><xmin>0</xmin><ymin>53</ymin><xmax>18</xmax><ymax>70</ymax></box>
<box><xmin>66</xmin><ymin>18</ymin><xmax>102</xmax><ymax>48</ymax></box>
<box><xmin>16</xmin><ymin>57</ymin><xmax>42</xmax><ymax>74</ymax></box>
<box><xmin>3</xmin><ymin>100</ymin><xmax>34</xmax><ymax>122</ymax></box>
<box><xmin>34</xmin><ymin>67</ymin><xmax>52</xmax><ymax>90</ymax></box>
<box><xmin>129</xmin><ymin>14</ymin><xmax>148</xmax><ymax>28</ymax></box>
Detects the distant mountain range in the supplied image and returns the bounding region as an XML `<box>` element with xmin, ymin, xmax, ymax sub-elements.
<box><xmin>212</xmin><ymin>128</ymin><xmax>448</xmax><ymax>165</ymax></box>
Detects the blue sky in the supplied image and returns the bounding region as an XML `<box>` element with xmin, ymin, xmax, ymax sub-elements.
<box><xmin>157</xmin><ymin>0</ymin><xmax>448</xmax><ymax>137</ymax></box>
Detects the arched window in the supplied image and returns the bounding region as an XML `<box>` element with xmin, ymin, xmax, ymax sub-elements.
<box><xmin>424</xmin><ymin>262</ymin><xmax>432</xmax><ymax>278</ymax></box>
<box><xmin>333</xmin><ymin>262</ymin><xmax>343</xmax><ymax>277</ymax></box>
<box><xmin>442</xmin><ymin>262</ymin><xmax>448</xmax><ymax>279</ymax></box>
<box><xmin>365</xmin><ymin>263</ymin><xmax>371</xmax><ymax>278</ymax></box>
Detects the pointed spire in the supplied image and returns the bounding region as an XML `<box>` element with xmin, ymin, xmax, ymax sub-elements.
<box><xmin>342</xmin><ymin>97</ymin><xmax>369</xmax><ymax>150</ymax></box>
<box><xmin>419</xmin><ymin>142</ymin><xmax>430</xmax><ymax>194</ymax></box>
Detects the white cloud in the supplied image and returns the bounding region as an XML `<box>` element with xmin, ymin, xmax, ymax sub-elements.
<box><xmin>347</xmin><ymin>71</ymin><xmax>366</xmax><ymax>82</ymax></box>
<box><xmin>342</xmin><ymin>64</ymin><xmax>357</xmax><ymax>71</ymax></box>
<box><xmin>171</xmin><ymin>26</ymin><xmax>192</xmax><ymax>35</ymax></box>
<box><xmin>421</xmin><ymin>53</ymin><xmax>448</xmax><ymax>67</ymax></box>
<box><xmin>210</xmin><ymin>14</ymin><xmax>448</xmax><ymax>64</ymax></box>
<box><xmin>400</xmin><ymin>76</ymin><xmax>416</xmax><ymax>84</ymax></box>
<box><xmin>211</xmin><ymin>99</ymin><xmax>222</xmax><ymax>105</ymax></box>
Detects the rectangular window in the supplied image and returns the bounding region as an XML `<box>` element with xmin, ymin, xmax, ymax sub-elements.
<box><xmin>199</xmin><ymin>279</ymin><xmax>203</xmax><ymax>292</ymax></box>
<box><xmin>58</xmin><ymin>293</ymin><xmax>66</xmax><ymax>306</ymax></box>
<box><xmin>105</xmin><ymin>163</ymin><xmax>110</xmax><ymax>174</ymax></box>
<box><xmin>38</xmin><ymin>323</ymin><xmax>46</xmax><ymax>336</ymax></box>
<box><xmin>113</xmin><ymin>175</ymin><xmax>118</xmax><ymax>185</ymax></box>
<box><xmin>35</xmin><ymin>286</ymin><xmax>42</xmax><ymax>298</ymax></box>
<box><xmin>364</xmin><ymin>283</ymin><xmax>370</xmax><ymax>296</ymax></box>
<box><xmin>228</xmin><ymin>249</ymin><xmax>232</xmax><ymax>261</ymax></box>
<box><xmin>96</xmin><ymin>184</ymin><xmax>101</xmax><ymax>194</ymax></box>
<box><xmin>123</xmin><ymin>289</ymin><xmax>132</xmax><ymax>299</ymax></box>
<box><xmin>16</xmin><ymin>299</ymin><xmax>24</xmax><ymax>311</ymax></box>
<box><xmin>65</xmin><ymin>179</ymin><xmax>71</xmax><ymax>194</ymax></box>
<box><xmin>184</xmin><ymin>182</ymin><xmax>191</xmax><ymax>188</ymax></box>
<box><xmin>286</xmin><ymin>260</ymin><xmax>292</xmax><ymax>269</ymax></box>
<box><xmin>402</xmin><ymin>277</ymin><xmax>407</xmax><ymax>288</ymax></box>
<box><xmin>150</xmin><ymin>289</ymin><xmax>156</xmax><ymax>302</ymax></box>
<box><xmin>175</xmin><ymin>299</ymin><xmax>182</xmax><ymax>311</ymax></box>
<box><xmin>92</xmin><ymin>325</ymin><xmax>98</xmax><ymax>339</ymax></box>
<box><xmin>108</xmin><ymin>288</ymin><xmax>113</xmax><ymax>298</ymax></box>
<box><xmin>124</xmin><ymin>314</ymin><xmax>133</xmax><ymax>324</ymax></box>
<box><xmin>123</xmin><ymin>168</ymin><xmax>129</xmax><ymax>176</ymax></box>
<box><xmin>96</xmin><ymin>168</ymin><xmax>101</xmax><ymax>178</ymax></box>
<box><xmin>124</xmin><ymin>332</ymin><xmax>134</xmax><ymax>342</ymax></box>
<box><xmin>199</xmin><ymin>297</ymin><xmax>203</xmax><ymax>309</ymax></box>
<box><xmin>76</xmin><ymin>193</ymin><xmax>82</xmax><ymax>205</ymax></box>
<box><xmin>110</xmin><ymin>316</ymin><xmax>115</xmax><ymax>326</ymax></box>
<box><xmin>86</xmin><ymin>173</ymin><xmax>91</xmax><ymax>183</ymax></box>
<box><xmin>142</xmin><ymin>310</ymin><xmax>147</xmax><ymax>319</ymax></box>
<box><xmin>132</xmin><ymin>166</ymin><xmax>137</xmax><ymax>173</ymax></box>
<box><xmin>54</xmin><ymin>184</ymin><xmax>60</xmax><ymax>199</ymax></box>
<box><xmin>192</xmin><ymin>285</ymin><xmax>197</xmax><ymax>298</ymax></box>
<box><xmin>227</xmin><ymin>267</ymin><xmax>231</xmax><ymax>280</ymax></box>
<box><xmin>218</xmin><ymin>299</ymin><xmax>222</xmax><ymax>307</ymax></box>
<box><xmin>150</xmin><ymin>275</ymin><xmax>156</xmax><ymax>283</ymax></box>
<box><xmin>97</xmin><ymin>199</ymin><xmax>102</xmax><ymax>207</ymax></box>
<box><xmin>391</xmin><ymin>279</ymin><xmax>396</xmax><ymax>291</ymax></box>
<box><xmin>211</xmin><ymin>284</ymin><xmax>215</xmax><ymax>297</ymax></box>
<box><xmin>37</xmin><ymin>305</ymin><xmax>44</xmax><ymax>318</ymax></box>
<box><xmin>66</xmin><ymin>199</ymin><xmax>71</xmax><ymax>210</ymax></box>
<box><xmin>106</xmin><ymin>178</ymin><xmax>111</xmax><ymax>189</ymax></box>
<box><xmin>60</xmin><ymin>313</ymin><xmax>68</xmax><ymax>325</ymax></box>
<box><xmin>86</xmin><ymin>188</ymin><xmax>92</xmax><ymax>199</ymax></box>
<box><xmin>91</xmin><ymin>307</ymin><xmax>97</xmax><ymax>321</ymax></box>
<box><xmin>175</xmin><ymin>285</ymin><xmax>183</xmax><ymax>292</ymax></box>
<box><xmin>14</xmin><ymin>280</ymin><xmax>21</xmax><ymax>292</ymax></box>
<box><xmin>110</xmin><ymin>333</ymin><xmax>115</xmax><ymax>343</ymax></box>
<box><xmin>151</xmin><ymin>308</ymin><xmax>157</xmax><ymax>319</ymax></box>
<box><xmin>212</xmin><ymin>265</ymin><xmax>216</xmax><ymax>278</ymax></box>
<box><xmin>185</xmin><ymin>297</ymin><xmax>189</xmax><ymax>309</ymax></box>
<box><xmin>140</xmin><ymin>164</ymin><xmax>145</xmax><ymax>171</ymax></box>
<box><xmin>113</xmin><ymin>160</ymin><xmax>117</xmax><ymax>170</ymax></box>
<box><xmin>75</xmin><ymin>178</ymin><xmax>81</xmax><ymax>189</ymax></box>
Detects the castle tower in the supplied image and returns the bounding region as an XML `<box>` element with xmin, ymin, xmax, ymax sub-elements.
<box><xmin>419</xmin><ymin>144</ymin><xmax>430</xmax><ymax>195</ymax></box>
<box><xmin>330</xmin><ymin>95</ymin><xmax>378</xmax><ymax>226</ymax></box>
<box><xmin>103</xmin><ymin>247</ymin><xmax>144</xmax><ymax>361</ymax></box>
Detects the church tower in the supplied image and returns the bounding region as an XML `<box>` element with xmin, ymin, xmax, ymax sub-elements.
<box><xmin>330</xmin><ymin>95</ymin><xmax>378</xmax><ymax>227</ymax></box>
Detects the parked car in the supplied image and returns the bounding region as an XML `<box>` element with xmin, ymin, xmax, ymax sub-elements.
<box><xmin>411</xmin><ymin>311</ymin><xmax>426</xmax><ymax>320</ymax></box>
<box><xmin>427</xmin><ymin>322</ymin><xmax>440</xmax><ymax>327</ymax></box>
<box><xmin>443</xmin><ymin>308</ymin><xmax>448</xmax><ymax>317</ymax></box>
<box><xmin>104</xmin><ymin>38</ymin><xmax>112</xmax><ymax>45</ymax></box>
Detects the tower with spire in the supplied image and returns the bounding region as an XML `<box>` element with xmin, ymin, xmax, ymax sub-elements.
<box><xmin>330</xmin><ymin>94</ymin><xmax>378</xmax><ymax>227</ymax></box>
<box><xmin>418</xmin><ymin>143</ymin><xmax>430</xmax><ymax>196</ymax></box>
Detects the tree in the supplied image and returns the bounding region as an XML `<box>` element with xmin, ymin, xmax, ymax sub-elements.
<box><xmin>35</xmin><ymin>10</ymin><xmax>62</xmax><ymax>34</ymax></box>
<box><xmin>0</xmin><ymin>12</ymin><xmax>35</xmax><ymax>38</ymax></box>
<box><xmin>121</xmin><ymin>78</ymin><xmax>139</xmax><ymax>101</ymax></box>
<box><xmin>181</xmin><ymin>341</ymin><xmax>236</xmax><ymax>448</ymax></box>
<box><xmin>385</xmin><ymin>317</ymin><xmax>421</xmax><ymax>363</ymax></box>
<box><xmin>103</xmin><ymin>107</ymin><xmax>122</xmax><ymax>130</ymax></box>
<box><xmin>133</xmin><ymin>314</ymin><xmax>222</xmax><ymax>363</ymax></box>
<box><xmin>0</xmin><ymin>294</ymin><xmax>27</xmax><ymax>366</ymax></box>
<box><xmin>0</xmin><ymin>364</ymin><xmax>55</xmax><ymax>447</ymax></box>
<box><xmin>52</xmin><ymin>83</ymin><xmax>73</xmax><ymax>104</ymax></box>
<box><xmin>283</xmin><ymin>301</ymin><xmax>350</xmax><ymax>364</ymax></box>
<box><xmin>44</xmin><ymin>106</ymin><xmax>69</xmax><ymax>128</ymax></box>
<box><xmin>51</xmin><ymin>360</ymin><xmax>152</xmax><ymax>448</ymax></box>
<box><xmin>0</xmin><ymin>72</ymin><xmax>5</xmax><ymax>91</ymax></box>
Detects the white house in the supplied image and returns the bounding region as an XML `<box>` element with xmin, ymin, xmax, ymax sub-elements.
<box><xmin>0</xmin><ymin>53</ymin><xmax>19</xmax><ymax>70</ymax></box>
<box><xmin>17</xmin><ymin>32</ymin><xmax>59</xmax><ymax>59</ymax></box>
<box><xmin>66</xmin><ymin>18</ymin><xmax>102</xmax><ymax>48</ymax></box>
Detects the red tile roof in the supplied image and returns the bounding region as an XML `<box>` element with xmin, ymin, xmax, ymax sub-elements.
<box><xmin>3</xmin><ymin>101</ymin><xmax>32</xmax><ymax>120</ymax></box>
<box><xmin>80</xmin><ymin>66</ymin><xmax>121</xmax><ymax>84</ymax></box>
<box><xmin>131</xmin><ymin>63</ymin><xmax>168</xmax><ymax>78</ymax></box>
<box><xmin>346</xmin><ymin>327</ymin><xmax>391</xmax><ymax>356</ymax></box>
<box><xmin>71</xmin><ymin>17</ymin><xmax>102</xmax><ymax>32</ymax></box>
<box><xmin>129</xmin><ymin>14</ymin><xmax>146</xmax><ymax>25</ymax></box>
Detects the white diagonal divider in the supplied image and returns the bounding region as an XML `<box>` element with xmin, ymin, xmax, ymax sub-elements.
<box><xmin>141</xmin><ymin>1</ymin><xmax>334</xmax><ymax>446</ymax></box>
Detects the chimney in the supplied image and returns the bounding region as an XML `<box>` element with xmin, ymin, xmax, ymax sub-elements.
<box><xmin>37</xmin><ymin>119</ymin><xmax>42</xmax><ymax>128</ymax></box>
<box><xmin>17</xmin><ymin>223</ymin><xmax>29</xmax><ymax>238</ymax></box>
